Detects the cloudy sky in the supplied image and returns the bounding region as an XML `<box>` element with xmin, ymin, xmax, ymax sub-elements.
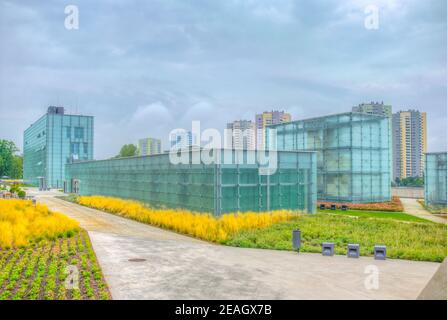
<box><xmin>0</xmin><ymin>0</ymin><xmax>446</xmax><ymax>158</ymax></box>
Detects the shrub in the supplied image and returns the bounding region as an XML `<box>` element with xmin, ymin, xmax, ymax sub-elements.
<box><xmin>0</xmin><ymin>199</ymin><xmax>79</xmax><ymax>248</ymax></box>
<box><xmin>17</xmin><ymin>190</ymin><xmax>26</xmax><ymax>199</ymax></box>
<box><xmin>76</xmin><ymin>196</ymin><xmax>298</xmax><ymax>243</ymax></box>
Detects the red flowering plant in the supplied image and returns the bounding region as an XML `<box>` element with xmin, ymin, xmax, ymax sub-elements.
<box><xmin>318</xmin><ymin>197</ymin><xmax>404</xmax><ymax>212</ymax></box>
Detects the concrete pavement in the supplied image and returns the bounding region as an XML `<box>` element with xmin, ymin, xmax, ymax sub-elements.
<box><xmin>401</xmin><ymin>198</ymin><xmax>447</xmax><ymax>225</ymax></box>
<box><xmin>33</xmin><ymin>191</ymin><xmax>440</xmax><ymax>300</ymax></box>
<box><xmin>418</xmin><ymin>258</ymin><xmax>447</xmax><ymax>300</ymax></box>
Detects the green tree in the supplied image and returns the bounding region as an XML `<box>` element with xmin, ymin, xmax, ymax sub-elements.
<box><xmin>0</xmin><ymin>140</ymin><xmax>19</xmax><ymax>178</ymax></box>
<box><xmin>115</xmin><ymin>144</ymin><xmax>138</xmax><ymax>158</ymax></box>
<box><xmin>10</xmin><ymin>155</ymin><xmax>23</xmax><ymax>179</ymax></box>
<box><xmin>395</xmin><ymin>176</ymin><xmax>424</xmax><ymax>187</ymax></box>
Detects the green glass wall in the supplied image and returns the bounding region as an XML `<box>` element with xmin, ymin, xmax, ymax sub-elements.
<box><xmin>425</xmin><ymin>153</ymin><xmax>447</xmax><ymax>207</ymax></box>
<box><xmin>24</xmin><ymin>109</ymin><xmax>94</xmax><ymax>188</ymax></box>
<box><xmin>65</xmin><ymin>149</ymin><xmax>317</xmax><ymax>215</ymax></box>
<box><xmin>267</xmin><ymin>112</ymin><xmax>391</xmax><ymax>203</ymax></box>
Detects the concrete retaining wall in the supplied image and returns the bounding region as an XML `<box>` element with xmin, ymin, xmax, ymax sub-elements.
<box><xmin>392</xmin><ymin>187</ymin><xmax>424</xmax><ymax>199</ymax></box>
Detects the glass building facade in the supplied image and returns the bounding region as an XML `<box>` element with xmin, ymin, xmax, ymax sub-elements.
<box><xmin>23</xmin><ymin>107</ymin><xmax>94</xmax><ymax>188</ymax></box>
<box><xmin>65</xmin><ymin>149</ymin><xmax>317</xmax><ymax>215</ymax></box>
<box><xmin>425</xmin><ymin>153</ymin><xmax>447</xmax><ymax>207</ymax></box>
<box><xmin>267</xmin><ymin>112</ymin><xmax>391</xmax><ymax>203</ymax></box>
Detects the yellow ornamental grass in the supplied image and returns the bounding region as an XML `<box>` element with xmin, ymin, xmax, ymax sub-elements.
<box><xmin>0</xmin><ymin>199</ymin><xmax>79</xmax><ymax>248</ymax></box>
<box><xmin>77</xmin><ymin>196</ymin><xmax>298</xmax><ymax>242</ymax></box>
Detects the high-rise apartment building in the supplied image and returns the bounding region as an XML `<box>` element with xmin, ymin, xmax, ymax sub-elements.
<box><xmin>352</xmin><ymin>101</ymin><xmax>392</xmax><ymax>118</ymax></box>
<box><xmin>225</xmin><ymin>120</ymin><xmax>256</xmax><ymax>150</ymax></box>
<box><xmin>255</xmin><ymin>110</ymin><xmax>291</xmax><ymax>150</ymax></box>
<box><xmin>138</xmin><ymin>137</ymin><xmax>162</xmax><ymax>156</ymax></box>
<box><xmin>169</xmin><ymin>130</ymin><xmax>199</xmax><ymax>149</ymax></box>
<box><xmin>392</xmin><ymin>110</ymin><xmax>427</xmax><ymax>180</ymax></box>
<box><xmin>23</xmin><ymin>106</ymin><xmax>94</xmax><ymax>188</ymax></box>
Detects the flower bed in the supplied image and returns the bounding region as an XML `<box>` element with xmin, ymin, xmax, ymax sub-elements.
<box><xmin>318</xmin><ymin>196</ymin><xmax>404</xmax><ymax>212</ymax></box>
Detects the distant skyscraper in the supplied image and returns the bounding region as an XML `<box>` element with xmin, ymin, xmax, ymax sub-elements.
<box><xmin>225</xmin><ymin>120</ymin><xmax>256</xmax><ymax>150</ymax></box>
<box><xmin>23</xmin><ymin>106</ymin><xmax>94</xmax><ymax>188</ymax></box>
<box><xmin>170</xmin><ymin>130</ymin><xmax>199</xmax><ymax>149</ymax></box>
<box><xmin>352</xmin><ymin>101</ymin><xmax>392</xmax><ymax>118</ymax></box>
<box><xmin>255</xmin><ymin>110</ymin><xmax>291</xmax><ymax>150</ymax></box>
<box><xmin>392</xmin><ymin>110</ymin><xmax>427</xmax><ymax>180</ymax></box>
<box><xmin>138</xmin><ymin>137</ymin><xmax>162</xmax><ymax>156</ymax></box>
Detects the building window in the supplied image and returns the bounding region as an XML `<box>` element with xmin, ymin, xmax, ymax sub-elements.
<box><xmin>66</xmin><ymin>127</ymin><xmax>71</xmax><ymax>138</ymax></box>
<box><xmin>71</xmin><ymin>142</ymin><xmax>80</xmax><ymax>155</ymax></box>
<box><xmin>74</xmin><ymin>127</ymin><xmax>84</xmax><ymax>139</ymax></box>
<box><xmin>83</xmin><ymin>143</ymin><xmax>88</xmax><ymax>154</ymax></box>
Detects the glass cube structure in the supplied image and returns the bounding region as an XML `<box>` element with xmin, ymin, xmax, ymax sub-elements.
<box><xmin>425</xmin><ymin>153</ymin><xmax>447</xmax><ymax>207</ymax></box>
<box><xmin>65</xmin><ymin>149</ymin><xmax>317</xmax><ymax>215</ymax></box>
<box><xmin>23</xmin><ymin>108</ymin><xmax>94</xmax><ymax>188</ymax></box>
<box><xmin>267</xmin><ymin>112</ymin><xmax>391</xmax><ymax>203</ymax></box>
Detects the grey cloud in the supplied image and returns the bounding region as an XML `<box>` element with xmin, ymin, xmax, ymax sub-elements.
<box><xmin>0</xmin><ymin>0</ymin><xmax>446</xmax><ymax>157</ymax></box>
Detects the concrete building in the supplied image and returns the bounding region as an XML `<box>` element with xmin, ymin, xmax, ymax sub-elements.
<box><xmin>23</xmin><ymin>106</ymin><xmax>94</xmax><ymax>188</ymax></box>
<box><xmin>268</xmin><ymin>112</ymin><xmax>391</xmax><ymax>203</ymax></box>
<box><xmin>392</xmin><ymin>110</ymin><xmax>427</xmax><ymax>180</ymax></box>
<box><xmin>425</xmin><ymin>152</ymin><xmax>447</xmax><ymax>208</ymax></box>
<box><xmin>255</xmin><ymin>110</ymin><xmax>291</xmax><ymax>150</ymax></box>
<box><xmin>225</xmin><ymin>120</ymin><xmax>256</xmax><ymax>150</ymax></box>
<box><xmin>138</xmin><ymin>137</ymin><xmax>162</xmax><ymax>156</ymax></box>
<box><xmin>352</xmin><ymin>101</ymin><xmax>392</xmax><ymax>118</ymax></box>
<box><xmin>169</xmin><ymin>130</ymin><xmax>199</xmax><ymax>149</ymax></box>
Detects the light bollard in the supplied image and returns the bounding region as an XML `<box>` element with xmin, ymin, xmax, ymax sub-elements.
<box><xmin>347</xmin><ymin>244</ymin><xmax>360</xmax><ymax>258</ymax></box>
<box><xmin>374</xmin><ymin>245</ymin><xmax>387</xmax><ymax>260</ymax></box>
<box><xmin>292</xmin><ymin>230</ymin><xmax>301</xmax><ymax>252</ymax></box>
<box><xmin>322</xmin><ymin>242</ymin><xmax>334</xmax><ymax>256</ymax></box>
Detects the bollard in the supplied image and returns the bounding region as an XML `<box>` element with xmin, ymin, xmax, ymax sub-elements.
<box><xmin>292</xmin><ymin>230</ymin><xmax>301</xmax><ymax>252</ymax></box>
<box><xmin>347</xmin><ymin>244</ymin><xmax>360</xmax><ymax>258</ymax></box>
<box><xmin>374</xmin><ymin>245</ymin><xmax>387</xmax><ymax>260</ymax></box>
<box><xmin>322</xmin><ymin>242</ymin><xmax>334</xmax><ymax>256</ymax></box>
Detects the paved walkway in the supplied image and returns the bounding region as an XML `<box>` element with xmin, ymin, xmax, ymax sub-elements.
<box><xmin>401</xmin><ymin>198</ymin><xmax>447</xmax><ymax>225</ymax></box>
<box><xmin>33</xmin><ymin>192</ymin><xmax>440</xmax><ymax>300</ymax></box>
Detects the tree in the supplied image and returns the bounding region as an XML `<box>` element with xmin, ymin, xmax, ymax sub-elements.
<box><xmin>394</xmin><ymin>176</ymin><xmax>424</xmax><ymax>187</ymax></box>
<box><xmin>115</xmin><ymin>144</ymin><xmax>138</xmax><ymax>158</ymax></box>
<box><xmin>10</xmin><ymin>155</ymin><xmax>23</xmax><ymax>179</ymax></box>
<box><xmin>0</xmin><ymin>140</ymin><xmax>19</xmax><ymax>178</ymax></box>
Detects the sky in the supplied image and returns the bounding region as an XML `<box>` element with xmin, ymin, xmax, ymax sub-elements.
<box><xmin>0</xmin><ymin>0</ymin><xmax>446</xmax><ymax>159</ymax></box>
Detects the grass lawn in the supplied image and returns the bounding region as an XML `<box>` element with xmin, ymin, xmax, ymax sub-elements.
<box><xmin>0</xmin><ymin>230</ymin><xmax>110</xmax><ymax>300</ymax></box>
<box><xmin>62</xmin><ymin>195</ymin><xmax>447</xmax><ymax>263</ymax></box>
<box><xmin>318</xmin><ymin>209</ymin><xmax>430</xmax><ymax>223</ymax></box>
<box><xmin>225</xmin><ymin>213</ymin><xmax>447</xmax><ymax>262</ymax></box>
